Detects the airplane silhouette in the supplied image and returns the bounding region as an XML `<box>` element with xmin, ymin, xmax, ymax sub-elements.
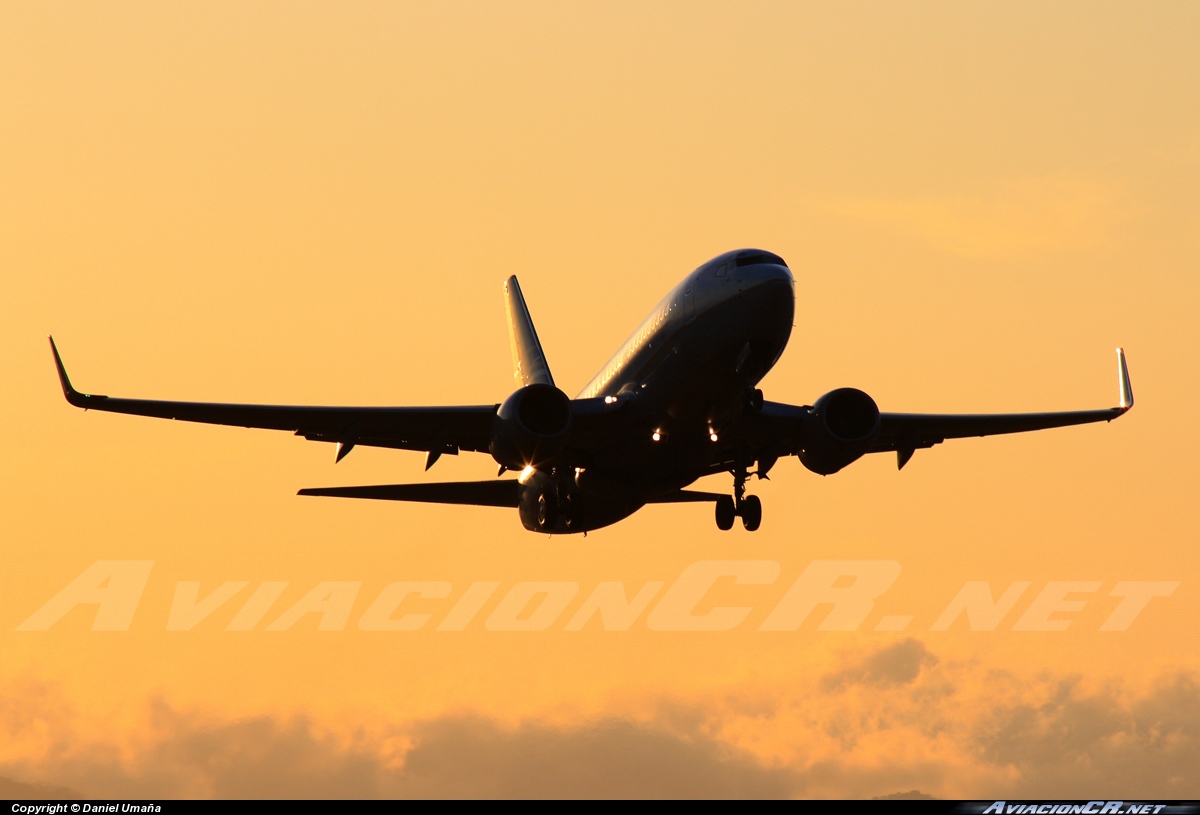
<box><xmin>51</xmin><ymin>249</ymin><xmax>1133</xmax><ymax>533</ymax></box>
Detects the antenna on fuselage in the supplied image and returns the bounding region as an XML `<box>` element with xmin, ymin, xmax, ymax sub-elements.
<box><xmin>503</xmin><ymin>276</ymin><xmax>555</xmax><ymax>388</ymax></box>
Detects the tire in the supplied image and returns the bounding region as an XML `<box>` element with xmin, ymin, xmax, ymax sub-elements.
<box><xmin>741</xmin><ymin>495</ymin><xmax>762</xmax><ymax>532</ymax></box>
<box><xmin>562</xmin><ymin>493</ymin><xmax>582</xmax><ymax>530</ymax></box>
<box><xmin>537</xmin><ymin>493</ymin><xmax>558</xmax><ymax>531</ymax></box>
<box><xmin>715</xmin><ymin>495</ymin><xmax>736</xmax><ymax>530</ymax></box>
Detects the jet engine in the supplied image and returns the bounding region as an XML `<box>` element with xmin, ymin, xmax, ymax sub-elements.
<box><xmin>797</xmin><ymin>387</ymin><xmax>881</xmax><ymax>475</ymax></box>
<box><xmin>489</xmin><ymin>384</ymin><xmax>573</xmax><ymax>470</ymax></box>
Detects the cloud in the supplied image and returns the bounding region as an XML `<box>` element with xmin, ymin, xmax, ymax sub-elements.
<box><xmin>2</xmin><ymin>643</ymin><xmax>1199</xmax><ymax>799</ymax></box>
<box><xmin>817</xmin><ymin>176</ymin><xmax>1132</xmax><ymax>259</ymax></box>
<box><xmin>397</xmin><ymin>716</ymin><xmax>795</xmax><ymax>799</ymax></box>
<box><xmin>974</xmin><ymin>673</ymin><xmax>1200</xmax><ymax>798</ymax></box>
<box><xmin>874</xmin><ymin>790</ymin><xmax>936</xmax><ymax>800</ymax></box>
<box><xmin>0</xmin><ymin>775</ymin><xmax>79</xmax><ymax>800</ymax></box>
<box><xmin>821</xmin><ymin>638</ymin><xmax>939</xmax><ymax>691</ymax></box>
<box><xmin>0</xmin><ymin>702</ymin><xmax>798</xmax><ymax>799</ymax></box>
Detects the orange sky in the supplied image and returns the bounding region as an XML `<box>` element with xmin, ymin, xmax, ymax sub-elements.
<box><xmin>2</xmin><ymin>1</ymin><xmax>1198</xmax><ymax>799</ymax></box>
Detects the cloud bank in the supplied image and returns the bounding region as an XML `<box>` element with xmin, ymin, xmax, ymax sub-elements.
<box><xmin>2</xmin><ymin>641</ymin><xmax>1198</xmax><ymax>799</ymax></box>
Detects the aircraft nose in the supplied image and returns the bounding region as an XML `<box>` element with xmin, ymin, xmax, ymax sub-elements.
<box><xmin>738</xmin><ymin>260</ymin><xmax>794</xmax><ymax>290</ymax></box>
<box><xmin>735</xmin><ymin>260</ymin><xmax>794</xmax><ymax>330</ymax></box>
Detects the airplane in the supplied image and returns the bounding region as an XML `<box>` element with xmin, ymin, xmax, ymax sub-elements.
<box><xmin>49</xmin><ymin>248</ymin><xmax>1134</xmax><ymax>534</ymax></box>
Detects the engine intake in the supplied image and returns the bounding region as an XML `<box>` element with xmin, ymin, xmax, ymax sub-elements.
<box><xmin>490</xmin><ymin>384</ymin><xmax>573</xmax><ymax>470</ymax></box>
<box><xmin>798</xmin><ymin>387</ymin><xmax>881</xmax><ymax>475</ymax></box>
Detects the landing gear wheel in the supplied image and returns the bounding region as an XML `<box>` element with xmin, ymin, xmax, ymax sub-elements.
<box><xmin>537</xmin><ymin>493</ymin><xmax>558</xmax><ymax>531</ymax></box>
<box><xmin>715</xmin><ymin>495</ymin><xmax>736</xmax><ymax>531</ymax></box>
<box><xmin>562</xmin><ymin>493</ymin><xmax>582</xmax><ymax>530</ymax></box>
<box><xmin>748</xmin><ymin>388</ymin><xmax>764</xmax><ymax>411</ymax></box>
<box><xmin>740</xmin><ymin>494</ymin><xmax>762</xmax><ymax>532</ymax></box>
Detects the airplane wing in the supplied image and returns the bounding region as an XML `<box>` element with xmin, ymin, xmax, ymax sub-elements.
<box><xmin>49</xmin><ymin>337</ymin><xmax>497</xmax><ymax>466</ymax></box>
<box><xmin>873</xmin><ymin>348</ymin><xmax>1133</xmax><ymax>468</ymax></box>
<box><xmin>749</xmin><ymin>349</ymin><xmax>1133</xmax><ymax>470</ymax></box>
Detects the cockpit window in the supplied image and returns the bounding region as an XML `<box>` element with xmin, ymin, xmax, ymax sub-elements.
<box><xmin>735</xmin><ymin>251</ymin><xmax>786</xmax><ymax>267</ymax></box>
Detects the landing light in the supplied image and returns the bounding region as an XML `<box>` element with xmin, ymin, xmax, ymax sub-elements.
<box><xmin>709</xmin><ymin>431</ymin><xmax>719</xmax><ymax>443</ymax></box>
<box><xmin>604</xmin><ymin>395</ymin><xmax>617</xmax><ymax>404</ymax></box>
<box><xmin>518</xmin><ymin>465</ymin><xmax>535</xmax><ymax>484</ymax></box>
<box><xmin>651</xmin><ymin>430</ymin><xmax>661</xmax><ymax>442</ymax></box>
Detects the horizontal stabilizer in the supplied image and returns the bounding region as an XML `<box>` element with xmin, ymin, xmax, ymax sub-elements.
<box><xmin>299</xmin><ymin>479</ymin><xmax>519</xmax><ymax>507</ymax></box>
<box><xmin>298</xmin><ymin>482</ymin><xmax>725</xmax><ymax>507</ymax></box>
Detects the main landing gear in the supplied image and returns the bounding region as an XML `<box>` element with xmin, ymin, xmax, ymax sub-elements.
<box><xmin>535</xmin><ymin>477</ymin><xmax>584</xmax><ymax>533</ymax></box>
<box><xmin>714</xmin><ymin>467</ymin><xmax>762</xmax><ymax>532</ymax></box>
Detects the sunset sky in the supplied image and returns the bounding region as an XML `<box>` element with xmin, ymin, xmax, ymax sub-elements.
<box><xmin>2</xmin><ymin>1</ymin><xmax>1198</xmax><ymax>798</ymax></box>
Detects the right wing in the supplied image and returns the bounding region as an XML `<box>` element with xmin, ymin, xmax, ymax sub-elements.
<box><xmin>50</xmin><ymin>337</ymin><xmax>497</xmax><ymax>465</ymax></box>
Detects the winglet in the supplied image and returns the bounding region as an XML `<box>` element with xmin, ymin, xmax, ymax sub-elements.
<box><xmin>49</xmin><ymin>336</ymin><xmax>86</xmax><ymax>406</ymax></box>
<box><xmin>49</xmin><ymin>336</ymin><xmax>72</xmax><ymax>393</ymax></box>
<box><xmin>1117</xmin><ymin>348</ymin><xmax>1134</xmax><ymax>411</ymax></box>
<box><xmin>49</xmin><ymin>336</ymin><xmax>103</xmax><ymax>405</ymax></box>
<box><xmin>503</xmin><ymin>276</ymin><xmax>555</xmax><ymax>388</ymax></box>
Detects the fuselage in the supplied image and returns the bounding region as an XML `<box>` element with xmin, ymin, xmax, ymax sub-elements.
<box><xmin>518</xmin><ymin>249</ymin><xmax>795</xmax><ymax>533</ymax></box>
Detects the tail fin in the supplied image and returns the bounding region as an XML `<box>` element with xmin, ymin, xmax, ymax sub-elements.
<box><xmin>503</xmin><ymin>276</ymin><xmax>555</xmax><ymax>387</ymax></box>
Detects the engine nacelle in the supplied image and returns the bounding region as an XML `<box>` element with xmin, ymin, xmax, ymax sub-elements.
<box><xmin>489</xmin><ymin>384</ymin><xmax>573</xmax><ymax>470</ymax></box>
<box><xmin>797</xmin><ymin>387</ymin><xmax>881</xmax><ymax>475</ymax></box>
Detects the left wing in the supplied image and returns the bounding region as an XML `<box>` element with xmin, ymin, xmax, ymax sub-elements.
<box><xmin>746</xmin><ymin>349</ymin><xmax>1133</xmax><ymax>470</ymax></box>
<box><xmin>50</xmin><ymin>337</ymin><xmax>497</xmax><ymax>466</ymax></box>
<box><xmin>873</xmin><ymin>348</ymin><xmax>1133</xmax><ymax>468</ymax></box>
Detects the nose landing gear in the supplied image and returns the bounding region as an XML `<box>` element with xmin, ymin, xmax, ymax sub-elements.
<box><xmin>713</xmin><ymin>467</ymin><xmax>763</xmax><ymax>531</ymax></box>
<box><xmin>715</xmin><ymin>495</ymin><xmax>736</xmax><ymax>530</ymax></box>
<box><xmin>740</xmin><ymin>494</ymin><xmax>762</xmax><ymax>532</ymax></box>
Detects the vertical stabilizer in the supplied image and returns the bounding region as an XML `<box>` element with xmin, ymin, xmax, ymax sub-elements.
<box><xmin>504</xmin><ymin>276</ymin><xmax>555</xmax><ymax>387</ymax></box>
